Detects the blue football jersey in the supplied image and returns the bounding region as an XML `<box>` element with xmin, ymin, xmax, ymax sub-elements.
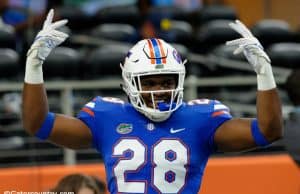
<box><xmin>78</xmin><ymin>97</ymin><xmax>232</xmax><ymax>194</ymax></box>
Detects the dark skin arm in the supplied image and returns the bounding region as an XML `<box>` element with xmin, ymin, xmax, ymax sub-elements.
<box><xmin>22</xmin><ymin>9</ymin><xmax>92</xmax><ymax>150</ymax></box>
<box><xmin>214</xmin><ymin>89</ymin><xmax>283</xmax><ymax>152</ymax></box>
<box><xmin>22</xmin><ymin>83</ymin><xmax>92</xmax><ymax>149</ymax></box>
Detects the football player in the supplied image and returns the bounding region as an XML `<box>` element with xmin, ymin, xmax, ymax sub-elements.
<box><xmin>22</xmin><ymin>10</ymin><xmax>283</xmax><ymax>194</ymax></box>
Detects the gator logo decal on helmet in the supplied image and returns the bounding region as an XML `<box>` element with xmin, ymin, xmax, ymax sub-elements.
<box><xmin>173</xmin><ymin>49</ymin><xmax>182</xmax><ymax>64</ymax></box>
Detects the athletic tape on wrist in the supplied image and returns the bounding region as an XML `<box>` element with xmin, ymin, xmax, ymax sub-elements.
<box><xmin>257</xmin><ymin>64</ymin><xmax>276</xmax><ymax>91</ymax></box>
<box><xmin>251</xmin><ymin>119</ymin><xmax>269</xmax><ymax>147</ymax></box>
<box><xmin>35</xmin><ymin>112</ymin><xmax>55</xmax><ymax>140</ymax></box>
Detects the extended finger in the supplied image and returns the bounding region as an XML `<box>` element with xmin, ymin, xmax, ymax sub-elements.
<box><xmin>229</xmin><ymin>20</ymin><xmax>253</xmax><ymax>38</ymax></box>
<box><xmin>51</xmin><ymin>30</ymin><xmax>69</xmax><ymax>40</ymax></box>
<box><xmin>235</xmin><ymin>20</ymin><xmax>253</xmax><ymax>38</ymax></box>
<box><xmin>226</xmin><ymin>37</ymin><xmax>259</xmax><ymax>47</ymax></box>
<box><xmin>226</xmin><ymin>38</ymin><xmax>248</xmax><ymax>46</ymax></box>
<box><xmin>228</xmin><ymin>22</ymin><xmax>244</xmax><ymax>36</ymax></box>
<box><xmin>43</xmin><ymin>9</ymin><xmax>54</xmax><ymax>29</ymax></box>
<box><xmin>50</xmin><ymin>19</ymin><xmax>68</xmax><ymax>30</ymax></box>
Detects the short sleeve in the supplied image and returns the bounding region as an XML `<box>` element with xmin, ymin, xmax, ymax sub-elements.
<box><xmin>77</xmin><ymin>99</ymin><xmax>99</xmax><ymax>149</ymax></box>
<box><xmin>207</xmin><ymin>100</ymin><xmax>232</xmax><ymax>153</ymax></box>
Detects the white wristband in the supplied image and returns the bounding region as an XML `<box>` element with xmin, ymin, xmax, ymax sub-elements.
<box><xmin>257</xmin><ymin>63</ymin><xmax>276</xmax><ymax>91</ymax></box>
<box><xmin>24</xmin><ymin>49</ymin><xmax>44</xmax><ymax>84</ymax></box>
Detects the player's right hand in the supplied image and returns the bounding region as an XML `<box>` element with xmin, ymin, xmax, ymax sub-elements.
<box><xmin>27</xmin><ymin>9</ymin><xmax>69</xmax><ymax>62</ymax></box>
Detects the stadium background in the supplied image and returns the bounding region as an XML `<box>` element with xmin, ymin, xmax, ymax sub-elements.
<box><xmin>0</xmin><ymin>0</ymin><xmax>299</xmax><ymax>193</ymax></box>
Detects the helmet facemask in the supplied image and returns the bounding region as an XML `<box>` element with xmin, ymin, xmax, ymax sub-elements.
<box><xmin>121</xmin><ymin>39</ymin><xmax>186</xmax><ymax>122</ymax></box>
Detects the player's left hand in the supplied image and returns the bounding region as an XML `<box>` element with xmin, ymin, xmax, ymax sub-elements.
<box><xmin>226</xmin><ymin>20</ymin><xmax>271</xmax><ymax>75</ymax></box>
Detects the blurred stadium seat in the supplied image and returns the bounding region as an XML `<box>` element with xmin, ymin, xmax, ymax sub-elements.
<box><xmin>267</xmin><ymin>42</ymin><xmax>300</xmax><ymax>68</ymax></box>
<box><xmin>197</xmin><ymin>5</ymin><xmax>238</xmax><ymax>25</ymax></box>
<box><xmin>0</xmin><ymin>48</ymin><xmax>20</xmax><ymax>81</ymax></box>
<box><xmin>95</xmin><ymin>5</ymin><xmax>140</xmax><ymax>26</ymax></box>
<box><xmin>251</xmin><ymin>19</ymin><xmax>295</xmax><ymax>48</ymax></box>
<box><xmin>158</xmin><ymin>20</ymin><xmax>193</xmax><ymax>46</ymax></box>
<box><xmin>148</xmin><ymin>5</ymin><xmax>192</xmax><ymax>22</ymax></box>
<box><xmin>84</xmin><ymin>44</ymin><xmax>132</xmax><ymax>79</ymax></box>
<box><xmin>0</xmin><ymin>28</ymin><xmax>16</xmax><ymax>49</ymax></box>
<box><xmin>194</xmin><ymin>19</ymin><xmax>240</xmax><ymax>53</ymax></box>
<box><xmin>43</xmin><ymin>47</ymin><xmax>82</xmax><ymax>80</ymax></box>
<box><xmin>91</xmin><ymin>23</ymin><xmax>138</xmax><ymax>43</ymax></box>
<box><xmin>57</xmin><ymin>6</ymin><xmax>95</xmax><ymax>32</ymax></box>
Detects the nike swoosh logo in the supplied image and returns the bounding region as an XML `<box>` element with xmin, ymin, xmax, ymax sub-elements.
<box><xmin>170</xmin><ymin>128</ymin><xmax>186</xmax><ymax>134</ymax></box>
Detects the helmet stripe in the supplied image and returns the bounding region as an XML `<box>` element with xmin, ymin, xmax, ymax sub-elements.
<box><xmin>150</xmin><ymin>38</ymin><xmax>162</xmax><ymax>64</ymax></box>
<box><xmin>147</xmin><ymin>39</ymin><xmax>156</xmax><ymax>64</ymax></box>
<box><xmin>157</xmin><ymin>39</ymin><xmax>167</xmax><ymax>64</ymax></box>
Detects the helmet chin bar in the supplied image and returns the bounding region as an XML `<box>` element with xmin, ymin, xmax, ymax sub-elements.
<box><xmin>142</xmin><ymin>107</ymin><xmax>173</xmax><ymax>122</ymax></box>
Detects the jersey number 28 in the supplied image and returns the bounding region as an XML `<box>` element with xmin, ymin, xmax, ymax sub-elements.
<box><xmin>112</xmin><ymin>138</ymin><xmax>189</xmax><ymax>193</ymax></box>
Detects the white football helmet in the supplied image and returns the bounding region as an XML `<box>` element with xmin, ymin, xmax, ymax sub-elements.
<box><xmin>121</xmin><ymin>38</ymin><xmax>186</xmax><ymax>122</ymax></box>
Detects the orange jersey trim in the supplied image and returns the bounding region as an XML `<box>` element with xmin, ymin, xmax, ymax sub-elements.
<box><xmin>212</xmin><ymin>110</ymin><xmax>229</xmax><ymax>117</ymax></box>
<box><xmin>82</xmin><ymin>107</ymin><xmax>95</xmax><ymax>117</ymax></box>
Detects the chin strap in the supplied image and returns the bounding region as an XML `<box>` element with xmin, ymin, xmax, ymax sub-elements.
<box><xmin>157</xmin><ymin>102</ymin><xmax>176</xmax><ymax>111</ymax></box>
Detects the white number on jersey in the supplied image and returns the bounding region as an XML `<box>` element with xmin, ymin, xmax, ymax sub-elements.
<box><xmin>102</xmin><ymin>97</ymin><xmax>125</xmax><ymax>104</ymax></box>
<box><xmin>187</xmin><ymin>99</ymin><xmax>210</xmax><ymax>105</ymax></box>
<box><xmin>112</xmin><ymin>138</ymin><xmax>189</xmax><ymax>193</ymax></box>
<box><xmin>112</xmin><ymin>139</ymin><xmax>146</xmax><ymax>193</ymax></box>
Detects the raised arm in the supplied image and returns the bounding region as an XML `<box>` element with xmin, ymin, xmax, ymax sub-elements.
<box><xmin>22</xmin><ymin>10</ymin><xmax>92</xmax><ymax>149</ymax></box>
<box><xmin>213</xmin><ymin>20</ymin><xmax>283</xmax><ymax>152</ymax></box>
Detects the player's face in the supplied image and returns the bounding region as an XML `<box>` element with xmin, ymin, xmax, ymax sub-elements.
<box><xmin>140</xmin><ymin>74</ymin><xmax>177</xmax><ymax>109</ymax></box>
